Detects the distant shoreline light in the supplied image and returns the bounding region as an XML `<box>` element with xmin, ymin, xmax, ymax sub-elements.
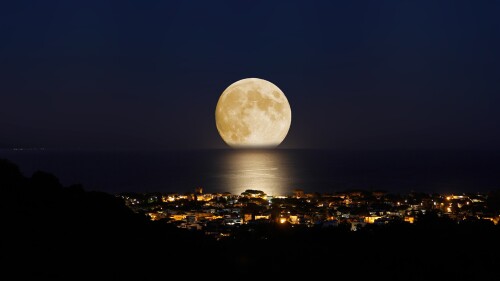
<box><xmin>11</xmin><ymin>147</ymin><xmax>46</xmax><ymax>151</ymax></box>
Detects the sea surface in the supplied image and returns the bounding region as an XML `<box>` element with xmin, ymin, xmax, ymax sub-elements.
<box><xmin>1</xmin><ymin>149</ymin><xmax>499</xmax><ymax>196</ymax></box>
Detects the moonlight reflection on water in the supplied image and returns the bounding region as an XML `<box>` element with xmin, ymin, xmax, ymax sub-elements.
<box><xmin>216</xmin><ymin>150</ymin><xmax>293</xmax><ymax>196</ymax></box>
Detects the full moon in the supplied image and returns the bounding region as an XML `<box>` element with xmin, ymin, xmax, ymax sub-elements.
<box><xmin>215</xmin><ymin>78</ymin><xmax>292</xmax><ymax>148</ymax></box>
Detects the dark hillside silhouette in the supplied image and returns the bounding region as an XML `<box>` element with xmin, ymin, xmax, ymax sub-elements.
<box><xmin>1</xmin><ymin>159</ymin><xmax>210</xmax><ymax>279</ymax></box>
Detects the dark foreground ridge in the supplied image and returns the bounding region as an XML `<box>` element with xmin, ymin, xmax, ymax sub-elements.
<box><xmin>1</xmin><ymin>158</ymin><xmax>499</xmax><ymax>280</ymax></box>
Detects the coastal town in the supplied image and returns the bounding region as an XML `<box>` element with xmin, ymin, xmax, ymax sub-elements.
<box><xmin>119</xmin><ymin>188</ymin><xmax>500</xmax><ymax>238</ymax></box>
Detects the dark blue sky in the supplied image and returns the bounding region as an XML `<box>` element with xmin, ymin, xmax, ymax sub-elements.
<box><xmin>1</xmin><ymin>0</ymin><xmax>499</xmax><ymax>149</ymax></box>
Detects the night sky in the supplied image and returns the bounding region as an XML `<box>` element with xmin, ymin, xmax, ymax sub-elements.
<box><xmin>1</xmin><ymin>1</ymin><xmax>499</xmax><ymax>150</ymax></box>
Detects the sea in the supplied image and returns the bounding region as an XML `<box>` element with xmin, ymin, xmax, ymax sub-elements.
<box><xmin>1</xmin><ymin>149</ymin><xmax>499</xmax><ymax>196</ymax></box>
